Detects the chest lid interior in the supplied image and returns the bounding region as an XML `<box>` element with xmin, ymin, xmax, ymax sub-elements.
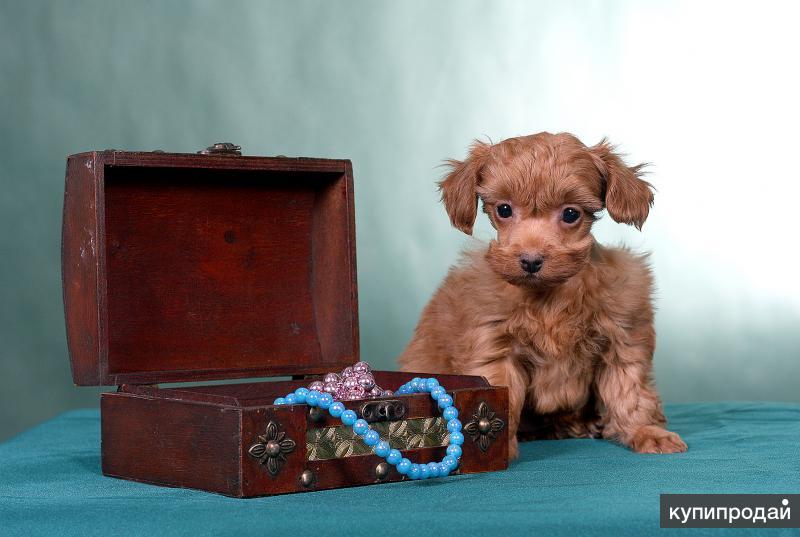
<box><xmin>62</xmin><ymin>148</ymin><xmax>358</xmax><ymax>386</ymax></box>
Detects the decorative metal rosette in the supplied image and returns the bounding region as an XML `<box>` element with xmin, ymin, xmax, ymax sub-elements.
<box><xmin>464</xmin><ymin>401</ymin><xmax>505</xmax><ymax>452</ymax></box>
<box><xmin>248</xmin><ymin>420</ymin><xmax>296</xmax><ymax>476</ymax></box>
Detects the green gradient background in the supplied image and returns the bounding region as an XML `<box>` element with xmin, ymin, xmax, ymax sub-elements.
<box><xmin>2</xmin><ymin>1</ymin><xmax>799</xmax><ymax>441</ymax></box>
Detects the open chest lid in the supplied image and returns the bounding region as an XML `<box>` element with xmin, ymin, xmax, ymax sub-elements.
<box><xmin>62</xmin><ymin>145</ymin><xmax>359</xmax><ymax>385</ymax></box>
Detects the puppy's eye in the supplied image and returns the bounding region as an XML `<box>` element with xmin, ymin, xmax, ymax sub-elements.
<box><xmin>496</xmin><ymin>204</ymin><xmax>513</xmax><ymax>219</ymax></box>
<box><xmin>562</xmin><ymin>207</ymin><xmax>581</xmax><ymax>224</ymax></box>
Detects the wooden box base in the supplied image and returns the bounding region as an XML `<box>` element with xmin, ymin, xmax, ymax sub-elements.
<box><xmin>101</xmin><ymin>371</ymin><xmax>509</xmax><ymax>497</ymax></box>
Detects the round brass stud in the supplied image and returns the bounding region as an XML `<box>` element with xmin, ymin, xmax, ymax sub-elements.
<box><xmin>308</xmin><ymin>406</ymin><xmax>326</xmax><ymax>423</ymax></box>
<box><xmin>478</xmin><ymin>417</ymin><xmax>492</xmax><ymax>434</ymax></box>
<box><xmin>265</xmin><ymin>440</ymin><xmax>281</xmax><ymax>457</ymax></box>
<box><xmin>299</xmin><ymin>469</ymin><xmax>315</xmax><ymax>488</ymax></box>
<box><xmin>375</xmin><ymin>462</ymin><xmax>390</xmax><ymax>481</ymax></box>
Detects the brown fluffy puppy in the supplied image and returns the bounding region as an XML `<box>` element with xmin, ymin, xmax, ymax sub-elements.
<box><xmin>398</xmin><ymin>132</ymin><xmax>686</xmax><ymax>459</ymax></box>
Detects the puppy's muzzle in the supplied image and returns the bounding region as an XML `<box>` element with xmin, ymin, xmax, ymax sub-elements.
<box><xmin>520</xmin><ymin>254</ymin><xmax>544</xmax><ymax>274</ymax></box>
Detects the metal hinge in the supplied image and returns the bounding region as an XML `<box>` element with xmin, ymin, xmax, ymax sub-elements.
<box><xmin>198</xmin><ymin>142</ymin><xmax>242</xmax><ymax>156</ymax></box>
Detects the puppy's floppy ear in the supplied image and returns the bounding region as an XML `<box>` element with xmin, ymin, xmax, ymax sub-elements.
<box><xmin>438</xmin><ymin>140</ymin><xmax>491</xmax><ymax>235</ymax></box>
<box><xmin>589</xmin><ymin>138</ymin><xmax>654</xmax><ymax>230</ymax></box>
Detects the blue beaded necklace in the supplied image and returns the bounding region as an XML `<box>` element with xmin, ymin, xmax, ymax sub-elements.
<box><xmin>273</xmin><ymin>377</ymin><xmax>463</xmax><ymax>480</ymax></box>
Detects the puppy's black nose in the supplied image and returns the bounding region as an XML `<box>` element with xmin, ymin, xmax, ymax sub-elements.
<box><xmin>520</xmin><ymin>255</ymin><xmax>544</xmax><ymax>274</ymax></box>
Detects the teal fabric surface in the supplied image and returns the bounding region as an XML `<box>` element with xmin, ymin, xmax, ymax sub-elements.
<box><xmin>1</xmin><ymin>403</ymin><xmax>798</xmax><ymax>536</ymax></box>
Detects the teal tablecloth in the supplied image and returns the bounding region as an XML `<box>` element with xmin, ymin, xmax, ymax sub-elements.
<box><xmin>1</xmin><ymin>403</ymin><xmax>798</xmax><ymax>536</ymax></box>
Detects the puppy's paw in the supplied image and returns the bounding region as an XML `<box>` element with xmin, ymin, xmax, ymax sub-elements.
<box><xmin>630</xmin><ymin>425</ymin><xmax>687</xmax><ymax>454</ymax></box>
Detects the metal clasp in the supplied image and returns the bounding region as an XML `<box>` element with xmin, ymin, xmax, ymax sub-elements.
<box><xmin>359</xmin><ymin>399</ymin><xmax>407</xmax><ymax>423</ymax></box>
<box><xmin>198</xmin><ymin>142</ymin><xmax>242</xmax><ymax>156</ymax></box>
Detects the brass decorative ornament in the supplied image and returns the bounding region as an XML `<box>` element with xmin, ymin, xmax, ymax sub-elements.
<box><xmin>463</xmin><ymin>401</ymin><xmax>505</xmax><ymax>452</ymax></box>
<box><xmin>308</xmin><ymin>406</ymin><xmax>326</xmax><ymax>423</ymax></box>
<box><xmin>374</xmin><ymin>462</ymin><xmax>390</xmax><ymax>481</ymax></box>
<box><xmin>359</xmin><ymin>399</ymin><xmax>407</xmax><ymax>423</ymax></box>
<box><xmin>248</xmin><ymin>420</ymin><xmax>296</xmax><ymax>476</ymax></box>
<box><xmin>299</xmin><ymin>469</ymin><xmax>315</xmax><ymax>488</ymax></box>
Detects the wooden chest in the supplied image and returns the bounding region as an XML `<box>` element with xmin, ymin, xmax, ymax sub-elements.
<box><xmin>61</xmin><ymin>144</ymin><xmax>509</xmax><ymax>497</ymax></box>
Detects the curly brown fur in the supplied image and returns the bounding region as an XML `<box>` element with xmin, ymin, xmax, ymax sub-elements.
<box><xmin>398</xmin><ymin>132</ymin><xmax>686</xmax><ymax>458</ymax></box>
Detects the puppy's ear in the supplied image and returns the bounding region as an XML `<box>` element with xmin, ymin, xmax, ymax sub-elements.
<box><xmin>438</xmin><ymin>140</ymin><xmax>491</xmax><ymax>235</ymax></box>
<box><xmin>589</xmin><ymin>139</ymin><xmax>654</xmax><ymax>230</ymax></box>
